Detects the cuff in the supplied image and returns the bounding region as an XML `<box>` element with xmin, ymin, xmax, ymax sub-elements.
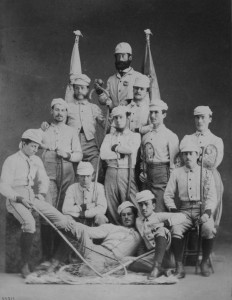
<box><xmin>63</xmin><ymin>152</ymin><xmax>71</xmax><ymax>161</ymax></box>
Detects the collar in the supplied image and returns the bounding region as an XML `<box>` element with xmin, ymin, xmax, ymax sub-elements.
<box><xmin>18</xmin><ymin>150</ymin><xmax>33</xmax><ymax>162</ymax></box>
<box><xmin>116</xmin><ymin>67</ymin><xmax>133</xmax><ymax>78</ymax></box>
<box><xmin>152</xmin><ymin>124</ymin><xmax>166</xmax><ymax>133</ymax></box>
<box><xmin>74</xmin><ymin>99</ymin><xmax>89</xmax><ymax>105</ymax></box>
<box><xmin>183</xmin><ymin>164</ymin><xmax>200</xmax><ymax>173</ymax></box>
<box><xmin>115</xmin><ymin>128</ymin><xmax>131</xmax><ymax>136</ymax></box>
<box><xmin>79</xmin><ymin>182</ymin><xmax>92</xmax><ymax>192</ymax></box>
<box><xmin>130</xmin><ymin>100</ymin><xmax>145</xmax><ymax>107</ymax></box>
<box><xmin>195</xmin><ymin>129</ymin><xmax>211</xmax><ymax>137</ymax></box>
<box><xmin>143</xmin><ymin>212</ymin><xmax>156</xmax><ymax>222</ymax></box>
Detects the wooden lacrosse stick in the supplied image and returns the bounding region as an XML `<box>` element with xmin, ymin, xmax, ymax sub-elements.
<box><xmin>104</xmin><ymin>249</ymin><xmax>155</xmax><ymax>276</ymax></box>
<box><xmin>32</xmin><ymin>205</ymin><xmax>103</xmax><ymax>278</ymax></box>
<box><xmin>195</xmin><ymin>144</ymin><xmax>218</xmax><ymax>274</ymax></box>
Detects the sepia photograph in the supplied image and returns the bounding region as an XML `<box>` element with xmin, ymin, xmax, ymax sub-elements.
<box><xmin>0</xmin><ymin>0</ymin><xmax>231</xmax><ymax>299</ymax></box>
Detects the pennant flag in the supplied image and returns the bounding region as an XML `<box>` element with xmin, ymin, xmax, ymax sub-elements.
<box><xmin>65</xmin><ymin>30</ymin><xmax>83</xmax><ymax>103</ymax></box>
<box><xmin>142</xmin><ymin>29</ymin><xmax>160</xmax><ymax>102</ymax></box>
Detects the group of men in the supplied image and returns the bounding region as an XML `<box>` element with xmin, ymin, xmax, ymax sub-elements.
<box><xmin>0</xmin><ymin>41</ymin><xmax>224</xmax><ymax>281</ymax></box>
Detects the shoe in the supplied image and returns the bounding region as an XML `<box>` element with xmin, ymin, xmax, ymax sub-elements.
<box><xmin>147</xmin><ymin>262</ymin><xmax>162</xmax><ymax>279</ymax></box>
<box><xmin>200</xmin><ymin>260</ymin><xmax>210</xmax><ymax>277</ymax></box>
<box><xmin>21</xmin><ymin>263</ymin><xmax>31</xmax><ymax>278</ymax></box>
<box><xmin>174</xmin><ymin>262</ymin><xmax>185</xmax><ymax>279</ymax></box>
<box><xmin>47</xmin><ymin>259</ymin><xmax>60</xmax><ymax>273</ymax></box>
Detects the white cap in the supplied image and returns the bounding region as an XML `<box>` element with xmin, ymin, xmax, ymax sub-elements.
<box><xmin>180</xmin><ymin>136</ymin><xmax>200</xmax><ymax>154</ymax></box>
<box><xmin>77</xmin><ymin>162</ymin><xmax>94</xmax><ymax>175</ymax></box>
<box><xmin>149</xmin><ymin>99</ymin><xmax>168</xmax><ymax>111</ymax></box>
<box><xmin>133</xmin><ymin>75</ymin><xmax>150</xmax><ymax>88</ymax></box>
<box><xmin>51</xmin><ymin>98</ymin><xmax>68</xmax><ymax>110</ymax></box>
<box><xmin>193</xmin><ymin>106</ymin><xmax>212</xmax><ymax>116</ymax></box>
<box><xmin>21</xmin><ymin>129</ymin><xmax>42</xmax><ymax>145</ymax></box>
<box><xmin>115</xmin><ymin>42</ymin><xmax>132</xmax><ymax>55</ymax></box>
<box><xmin>70</xmin><ymin>74</ymin><xmax>91</xmax><ymax>86</ymax></box>
<box><xmin>136</xmin><ymin>190</ymin><xmax>155</xmax><ymax>203</ymax></box>
<box><xmin>117</xmin><ymin>201</ymin><xmax>136</xmax><ymax>215</ymax></box>
<box><xmin>111</xmin><ymin>105</ymin><xmax>130</xmax><ymax>118</ymax></box>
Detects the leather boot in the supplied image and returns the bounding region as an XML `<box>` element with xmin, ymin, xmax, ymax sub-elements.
<box><xmin>175</xmin><ymin>261</ymin><xmax>186</xmax><ymax>279</ymax></box>
<box><xmin>200</xmin><ymin>239</ymin><xmax>213</xmax><ymax>277</ymax></box>
<box><xmin>20</xmin><ymin>232</ymin><xmax>34</xmax><ymax>278</ymax></box>
<box><xmin>147</xmin><ymin>262</ymin><xmax>162</xmax><ymax>279</ymax></box>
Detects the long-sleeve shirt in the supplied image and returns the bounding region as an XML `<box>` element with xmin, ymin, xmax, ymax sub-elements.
<box><xmin>41</xmin><ymin>124</ymin><xmax>82</xmax><ymax>163</ymax></box>
<box><xmin>82</xmin><ymin>223</ymin><xmax>142</xmax><ymax>258</ymax></box>
<box><xmin>0</xmin><ymin>150</ymin><xmax>49</xmax><ymax>201</ymax></box>
<box><xmin>187</xmin><ymin>130</ymin><xmax>224</xmax><ymax>168</ymax></box>
<box><xmin>62</xmin><ymin>182</ymin><xmax>107</xmax><ymax>218</ymax></box>
<box><xmin>136</xmin><ymin>212</ymin><xmax>186</xmax><ymax>249</ymax></box>
<box><xmin>100</xmin><ymin>128</ymin><xmax>141</xmax><ymax>168</ymax></box>
<box><xmin>141</xmin><ymin>124</ymin><xmax>179</xmax><ymax>170</ymax></box>
<box><xmin>98</xmin><ymin>68</ymin><xmax>145</xmax><ymax>107</ymax></box>
<box><xmin>164</xmin><ymin>165</ymin><xmax>217</xmax><ymax>212</ymax></box>
<box><xmin>126</xmin><ymin>100</ymin><xmax>150</xmax><ymax>132</ymax></box>
<box><xmin>67</xmin><ymin>99</ymin><xmax>106</xmax><ymax>141</ymax></box>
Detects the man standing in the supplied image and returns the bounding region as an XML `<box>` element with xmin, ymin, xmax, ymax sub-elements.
<box><xmin>133</xmin><ymin>190</ymin><xmax>186</xmax><ymax>279</ymax></box>
<box><xmin>62</xmin><ymin>161</ymin><xmax>108</xmax><ymax>226</ymax></box>
<box><xmin>40</xmin><ymin>98</ymin><xmax>82</xmax><ymax>261</ymax></box>
<box><xmin>95</xmin><ymin>42</ymin><xmax>145</xmax><ymax>108</ymax></box>
<box><xmin>100</xmin><ymin>106</ymin><xmax>141</xmax><ymax>224</ymax></box>
<box><xmin>164</xmin><ymin>137</ymin><xmax>217</xmax><ymax>278</ymax></box>
<box><xmin>0</xmin><ymin>129</ymin><xmax>71</xmax><ymax>278</ymax></box>
<box><xmin>140</xmin><ymin>100</ymin><xmax>179</xmax><ymax>212</ymax></box>
<box><xmin>185</xmin><ymin>105</ymin><xmax>224</xmax><ymax>225</ymax></box>
<box><xmin>126</xmin><ymin>75</ymin><xmax>150</xmax><ymax>132</ymax></box>
<box><xmin>41</xmin><ymin>98</ymin><xmax>83</xmax><ymax>211</ymax></box>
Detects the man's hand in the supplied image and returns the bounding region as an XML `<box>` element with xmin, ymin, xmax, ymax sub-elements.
<box><xmin>106</xmin><ymin>98</ymin><xmax>113</xmax><ymax>108</ymax></box>
<box><xmin>139</xmin><ymin>172</ymin><xmax>147</xmax><ymax>183</ymax></box>
<box><xmin>41</xmin><ymin>121</ymin><xmax>50</xmax><ymax>132</ymax></box>
<box><xmin>64</xmin><ymin>215</ymin><xmax>76</xmax><ymax>231</ymax></box>
<box><xmin>150</xmin><ymin>222</ymin><xmax>164</xmax><ymax>232</ymax></box>
<box><xmin>196</xmin><ymin>213</ymin><xmax>209</xmax><ymax>225</ymax></box>
<box><xmin>56</xmin><ymin>149</ymin><xmax>70</xmax><ymax>159</ymax></box>
<box><xmin>16</xmin><ymin>196</ymin><xmax>33</xmax><ymax>209</ymax></box>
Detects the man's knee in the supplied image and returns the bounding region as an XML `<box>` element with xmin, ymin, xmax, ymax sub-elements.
<box><xmin>202</xmin><ymin>221</ymin><xmax>216</xmax><ymax>239</ymax></box>
<box><xmin>94</xmin><ymin>214</ymin><xmax>109</xmax><ymax>226</ymax></box>
<box><xmin>22</xmin><ymin>218</ymin><xmax>36</xmax><ymax>233</ymax></box>
<box><xmin>171</xmin><ymin>225</ymin><xmax>184</xmax><ymax>239</ymax></box>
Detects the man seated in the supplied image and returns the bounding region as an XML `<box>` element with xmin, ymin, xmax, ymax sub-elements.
<box><xmin>130</xmin><ymin>190</ymin><xmax>186</xmax><ymax>279</ymax></box>
<box><xmin>62</xmin><ymin>161</ymin><xmax>108</xmax><ymax>226</ymax></box>
<box><xmin>164</xmin><ymin>137</ymin><xmax>217</xmax><ymax>278</ymax></box>
<box><xmin>44</xmin><ymin>201</ymin><xmax>142</xmax><ymax>275</ymax></box>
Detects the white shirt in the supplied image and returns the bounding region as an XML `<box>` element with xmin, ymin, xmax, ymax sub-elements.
<box><xmin>67</xmin><ymin>99</ymin><xmax>106</xmax><ymax>141</ymax></box>
<box><xmin>62</xmin><ymin>182</ymin><xmax>107</xmax><ymax>219</ymax></box>
<box><xmin>100</xmin><ymin>128</ymin><xmax>141</xmax><ymax>168</ymax></box>
<box><xmin>0</xmin><ymin>151</ymin><xmax>49</xmax><ymax>201</ymax></box>
<box><xmin>41</xmin><ymin>123</ymin><xmax>82</xmax><ymax>162</ymax></box>
<box><xmin>164</xmin><ymin>165</ymin><xmax>217</xmax><ymax>212</ymax></box>
<box><xmin>127</xmin><ymin>100</ymin><xmax>150</xmax><ymax>132</ymax></box>
<box><xmin>141</xmin><ymin>124</ymin><xmax>179</xmax><ymax>169</ymax></box>
<box><xmin>99</xmin><ymin>68</ymin><xmax>144</xmax><ymax>107</ymax></box>
<box><xmin>187</xmin><ymin>130</ymin><xmax>224</xmax><ymax>168</ymax></box>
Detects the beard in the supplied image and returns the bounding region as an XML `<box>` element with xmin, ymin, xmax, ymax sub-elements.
<box><xmin>115</xmin><ymin>60</ymin><xmax>131</xmax><ymax>71</ymax></box>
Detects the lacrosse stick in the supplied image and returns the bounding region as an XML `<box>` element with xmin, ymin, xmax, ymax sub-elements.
<box><xmin>195</xmin><ymin>144</ymin><xmax>218</xmax><ymax>274</ymax></box>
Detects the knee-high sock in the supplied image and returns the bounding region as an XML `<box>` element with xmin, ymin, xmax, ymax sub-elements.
<box><xmin>202</xmin><ymin>239</ymin><xmax>214</xmax><ymax>261</ymax></box>
<box><xmin>172</xmin><ymin>237</ymin><xmax>184</xmax><ymax>263</ymax></box>
<box><xmin>153</xmin><ymin>236</ymin><xmax>168</xmax><ymax>265</ymax></box>
<box><xmin>20</xmin><ymin>232</ymin><xmax>34</xmax><ymax>265</ymax></box>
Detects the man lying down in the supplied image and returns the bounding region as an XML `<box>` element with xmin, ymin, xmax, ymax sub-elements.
<box><xmin>37</xmin><ymin>198</ymin><xmax>186</xmax><ymax>278</ymax></box>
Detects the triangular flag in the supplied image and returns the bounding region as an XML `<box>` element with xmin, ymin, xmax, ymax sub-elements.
<box><xmin>65</xmin><ymin>30</ymin><xmax>83</xmax><ymax>103</ymax></box>
<box><xmin>142</xmin><ymin>29</ymin><xmax>160</xmax><ymax>102</ymax></box>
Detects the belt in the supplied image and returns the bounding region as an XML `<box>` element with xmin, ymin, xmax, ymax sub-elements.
<box><xmin>147</xmin><ymin>162</ymin><xmax>170</xmax><ymax>167</ymax></box>
<box><xmin>181</xmin><ymin>201</ymin><xmax>202</xmax><ymax>206</ymax></box>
